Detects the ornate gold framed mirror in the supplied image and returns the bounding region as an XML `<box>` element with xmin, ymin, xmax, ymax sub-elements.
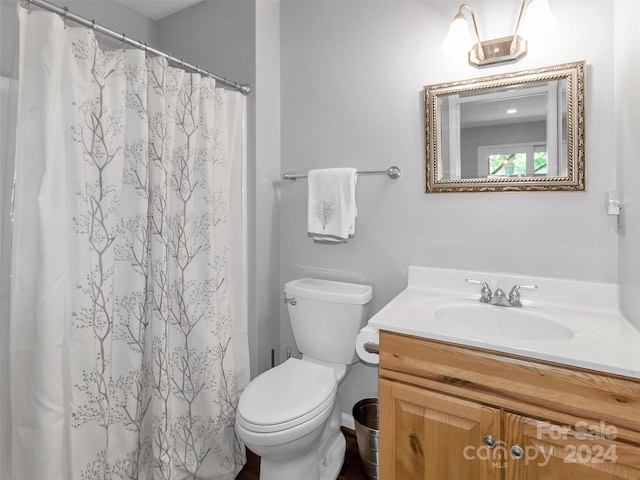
<box><xmin>424</xmin><ymin>61</ymin><xmax>585</xmax><ymax>193</ymax></box>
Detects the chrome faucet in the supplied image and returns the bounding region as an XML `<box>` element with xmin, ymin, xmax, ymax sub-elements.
<box><xmin>466</xmin><ymin>278</ymin><xmax>537</xmax><ymax>307</ymax></box>
<box><xmin>489</xmin><ymin>288</ymin><xmax>511</xmax><ymax>307</ymax></box>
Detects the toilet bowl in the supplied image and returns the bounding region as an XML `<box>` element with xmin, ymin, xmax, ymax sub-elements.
<box><xmin>236</xmin><ymin>358</ymin><xmax>344</xmax><ymax>479</ymax></box>
<box><xmin>235</xmin><ymin>278</ymin><xmax>373</xmax><ymax>480</ymax></box>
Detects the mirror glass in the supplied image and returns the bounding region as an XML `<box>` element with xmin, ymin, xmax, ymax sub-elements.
<box><xmin>424</xmin><ymin>61</ymin><xmax>585</xmax><ymax>193</ymax></box>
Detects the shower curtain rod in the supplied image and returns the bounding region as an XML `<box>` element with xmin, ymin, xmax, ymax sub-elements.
<box><xmin>22</xmin><ymin>0</ymin><xmax>252</xmax><ymax>96</ymax></box>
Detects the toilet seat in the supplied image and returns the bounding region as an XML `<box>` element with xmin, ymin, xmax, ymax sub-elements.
<box><xmin>237</xmin><ymin>358</ymin><xmax>337</xmax><ymax>434</ymax></box>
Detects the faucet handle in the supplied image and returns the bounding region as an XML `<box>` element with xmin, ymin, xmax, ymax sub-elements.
<box><xmin>465</xmin><ymin>278</ymin><xmax>492</xmax><ymax>303</ymax></box>
<box><xmin>508</xmin><ymin>284</ymin><xmax>538</xmax><ymax>307</ymax></box>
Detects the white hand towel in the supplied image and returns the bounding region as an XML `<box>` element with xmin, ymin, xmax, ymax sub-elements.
<box><xmin>307</xmin><ymin>168</ymin><xmax>357</xmax><ymax>243</ymax></box>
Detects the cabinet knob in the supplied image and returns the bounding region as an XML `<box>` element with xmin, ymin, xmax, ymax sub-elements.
<box><xmin>510</xmin><ymin>444</ymin><xmax>525</xmax><ymax>460</ymax></box>
<box><xmin>483</xmin><ymin>435</ymin><xmax>497</xmax><ymax>449</ymax></box>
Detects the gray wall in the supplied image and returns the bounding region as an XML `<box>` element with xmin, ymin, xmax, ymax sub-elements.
<box><xmin>255</xmin><ymin>0</ymin><xmax>282</xmax><ymax>376</ymax></box>
<box><xmin>1</xmin><ymin>1</ymin><xmax>19</xmax><ymax>78</ymax></box>
<box><xmin>64</xmin><ymin>1</ymin><xmax>157</xmax><ymax>47</ymax></box>
<box><xmin>615</xmin><ymin>0</ymin><xmax>640</xmax><ymax>328</ymax></box>
<box><xmin>280</xmin><ymin>0</ymin><xmax>620</xmax><ymax>419</ymax></box>
<box><xmin>157</xmin><ymin>0</ymin><xmax>254</xmax><ymax>89</ymax></box>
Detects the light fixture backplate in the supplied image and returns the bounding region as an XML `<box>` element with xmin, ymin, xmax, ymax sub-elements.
<box><xmin>469</xmin><ymin>35</ymin><xmax>528</xmax><ymax>67</ymax></box>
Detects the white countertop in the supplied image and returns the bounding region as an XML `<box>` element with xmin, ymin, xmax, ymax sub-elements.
<box><xmin>366</xmin><ymin>266</ymin><xmax>640</xmax><ymax>379</ymax></box>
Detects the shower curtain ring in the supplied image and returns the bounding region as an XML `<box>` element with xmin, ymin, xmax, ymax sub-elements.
<box><xmin>91</xmin><ymin>20</ymin><xmax>96</xmax><ymax>31</ymax></box>
<box><xmin>121</xmin><ymin>33</ymin><xmax>126</xmax><ymax>50</ymax></box>
<box><xmin>63</xmin><ymin>7</ymin><xmax>69</xmax><ymax>28</ymax></box>
<box><xmin>26</xmin><ymin>0</ymin><xmax>32</xmax><ymax>14</ymax></box>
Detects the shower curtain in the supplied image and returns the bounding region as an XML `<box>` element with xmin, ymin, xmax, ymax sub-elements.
<box><xmin>11</xmin><ymin>7</ymin><xmax>249</xmax><ymax>480</ymax></box>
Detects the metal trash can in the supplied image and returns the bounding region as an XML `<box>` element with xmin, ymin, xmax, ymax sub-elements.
<box><xmin>353</xmin><ymin>397</ymin><xmax>379</xmax><ymax>480</ymax></box>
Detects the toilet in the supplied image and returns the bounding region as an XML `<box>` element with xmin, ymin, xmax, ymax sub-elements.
<box><xmin>235</xmin><ymin>278</ymin><xmax>373</xmax><ymax>480</ymax></box>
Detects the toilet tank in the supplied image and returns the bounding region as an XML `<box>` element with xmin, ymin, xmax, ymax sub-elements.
<box><xmin>284</xmin><ymin>278</ymin><xmax>373</xmax><ymax>365</ymax></box>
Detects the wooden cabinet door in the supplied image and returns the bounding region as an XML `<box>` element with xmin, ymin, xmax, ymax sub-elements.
<box><xmin>380</xmin><ymin>379</ymin><xmax>502</xmax><ymax>480</ymax></box>
<box><xmin>504</xmin><ymin>412</ymin><xmax>640</xmax><ymax>480</ymax></box>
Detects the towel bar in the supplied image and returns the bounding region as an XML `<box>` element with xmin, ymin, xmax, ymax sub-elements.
<box><xmin>283</xmin><ymin>166</ymin><xmax>401</xmax><ymax>182</ymax></box>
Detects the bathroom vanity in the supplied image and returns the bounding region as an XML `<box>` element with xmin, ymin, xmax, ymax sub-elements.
<box><xmin>362</xmin><ymin>266</ymin><xmax>640</xmax><ymax>479</ymax></box>
<box><xmin>379</xmin><ymin>332</ymin><xmax>640</xmax><ymax>479</ymax></box>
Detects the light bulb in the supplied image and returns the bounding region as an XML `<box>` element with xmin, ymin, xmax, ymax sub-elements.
<box><xmin>520</xmin><ymin>0</ymin><xmax>558</xmax><ymax>39</ymax></box>
<box><xmin>442</xmin><ymin>15</ymin><xmax>474</xmax><ymax>57</ymax></box>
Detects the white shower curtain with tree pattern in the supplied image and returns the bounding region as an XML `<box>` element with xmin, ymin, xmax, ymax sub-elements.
<box><xmin>10</xmin><ymin>8</ymin><xmax>249</xmax><ymax>480</ymax></box>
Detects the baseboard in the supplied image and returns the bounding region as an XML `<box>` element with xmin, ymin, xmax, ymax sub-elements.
<box><xmin>341</xmin><ymin>412</ymin><xmax>355</xmax><ymax>430</ymax></box>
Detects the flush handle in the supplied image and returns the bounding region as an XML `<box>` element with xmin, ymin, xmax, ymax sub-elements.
<box><xmin>284</xmin><ymin>296</ymin><xmax>297</xmax><ymax>306</ymax></box>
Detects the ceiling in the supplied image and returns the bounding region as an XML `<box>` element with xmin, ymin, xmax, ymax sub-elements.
<box><xmin>116</xmin><ymin>0</ymin><xmax>203</xmax><ymax>20</ymax></box>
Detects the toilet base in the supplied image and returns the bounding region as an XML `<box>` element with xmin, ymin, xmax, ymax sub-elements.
<box><xmin>319</xmin><ymin>431</ymin><xmax>347</xmax><ymax>480</ymax></box>
<box><xmin>237</xmin><ymin>363</ymin><xmax>350</xmax><ymax>480</ymax></box>
<box><xmin>259</xmin><ymin>431</ymin><xmax>346</xmax><ymax>480</ymax></box>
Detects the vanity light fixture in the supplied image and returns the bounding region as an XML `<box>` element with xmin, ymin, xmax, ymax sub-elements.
<box><xmin>442</xmin><ymin>0</ymin><xmax>558</xmax><ymax>67</ymax></box>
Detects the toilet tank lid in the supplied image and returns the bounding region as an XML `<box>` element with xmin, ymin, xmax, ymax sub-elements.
<box><xmin>285</xmin><ymin>278</ymin><xmax>373</xmax><ymax>305</ymax></box>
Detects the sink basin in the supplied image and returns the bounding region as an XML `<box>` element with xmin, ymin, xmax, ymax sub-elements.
<box><xmin>433</xmin><ymin>303</ymin><xmax>575</xmax><ymax>342</ymax></box>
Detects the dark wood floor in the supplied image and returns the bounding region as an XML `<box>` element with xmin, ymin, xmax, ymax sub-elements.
<box><xmin>235</xmin><ymin>427</ymin><xmax>370</xmax><ymax>480</ymax></box>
